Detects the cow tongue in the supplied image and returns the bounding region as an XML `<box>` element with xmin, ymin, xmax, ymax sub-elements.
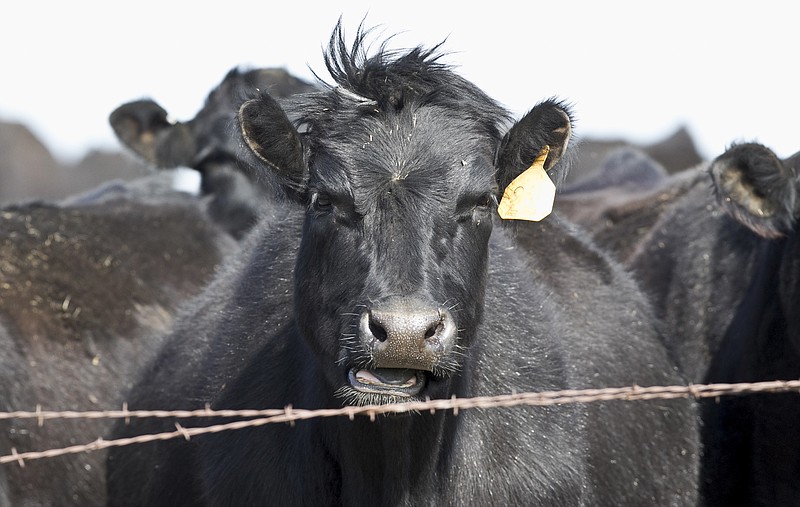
<box><xmin>355</xmin><ymin>368</ymin><xmax>417</xmax><ymax>387</ymax></box>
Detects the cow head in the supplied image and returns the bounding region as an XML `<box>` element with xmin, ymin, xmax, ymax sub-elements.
<box><xmin>710</xmin><ymin>143</ymin><xmax>800</xmax><ymax>353</ymax></box>
<box><xmin>110</xmin><ymin>68</ymin><xmax>317</xmax><ymax>238</ymax></box>
<box><xmin>238</xmin><ymin>23</ymin><xmax>572</xmax><ymax>405</ymax></box>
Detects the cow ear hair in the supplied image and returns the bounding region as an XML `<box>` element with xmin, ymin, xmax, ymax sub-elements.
<box><xmin>238</xmin><ymin>95</ymin><xmax>307</xmax><ymax>197</ymax></box>
<box><xmin>109</xmin><ymin>99</ymin><xmax>195</xmax><ymax>168</ymax></box>
<box><xmin>495</xmin><ymin>98</ymin><xmax>574</xmax><ymax>193</ymax></box>
<box><xmin>710</xmin><ymin>142</ymin><xmax>798</xmax><ymax>238</ymax></box>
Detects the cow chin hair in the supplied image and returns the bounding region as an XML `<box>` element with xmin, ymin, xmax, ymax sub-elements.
<box><xmin>333</xmin><ymin>386</ymin><xmax>425</xmax><ymax>410</ymax></box>
<box><xmin>430</xmin><ymin>346</ymin><xmax>466</xmax><ymax>377</ymax></box>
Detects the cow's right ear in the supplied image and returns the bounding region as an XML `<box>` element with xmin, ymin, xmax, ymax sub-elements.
<box><xmin>109</xmin><ymin>99</ymin><xmax>195</xmax><ymax>168</ymax></box>
<box><xmin>710</xmin><ymin>142</ymin><xmax>798</xmax><ymax>238</ymax></box>
<box><xmin>238</xmin><ymin>95</ymin><xmax>307</xmax><ymax>198</ymax></box>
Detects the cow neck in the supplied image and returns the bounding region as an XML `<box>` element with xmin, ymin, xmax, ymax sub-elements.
<box><xmin>320</xmin><ymin>370</ymin><xmax>470</xmax><ymax>502</ymax></box>
<box><xmin>705</xmin><ymin>237</ymin><xmax>785</xmax><ymax>383</ymax></box>
<box><xmin>324</xmin><ymin>408</ymin><xmax>451</xmax><ymax>503</ymax></box>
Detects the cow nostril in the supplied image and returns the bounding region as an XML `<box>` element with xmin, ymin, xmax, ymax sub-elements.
<box><xmin>424</xmin><ymin>321</ymin><xmax>442</xmax><ymax>340</ymax></box>
<box><xmin>369</xmin><ymin>318</ymin><xmax>388</xmax><ymax>342</ymax></box>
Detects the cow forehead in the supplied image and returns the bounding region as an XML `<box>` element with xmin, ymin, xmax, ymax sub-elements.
<box><xmin>311</xmin><ymin>106</ymin><xmax>497</xmax><ymax>199</ymax></box>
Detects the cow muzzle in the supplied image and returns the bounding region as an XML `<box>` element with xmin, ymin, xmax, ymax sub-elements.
<box><xmin>357</xmin><ymin>297</ymin><xmax>457</xmax><ymax>371</ymax></box>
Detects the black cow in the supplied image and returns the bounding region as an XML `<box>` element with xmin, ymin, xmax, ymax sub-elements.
<box><xmin>110</xmin><ymin>67</ymin><xmax>317</xmax><ymax>239</ymax></box>
<box><xmin>555</xmin><ymin>145</ymin><xmax>795</xmax><ymax>381</ymax></box>
<box><xmin>633</xmin><ymin>144</ymin><xmax>800</xmax><ymax>507</ymax></box>
<box><xmin>556</xmin><ymin>143</ymin><xmax>800</xmax><ymax>506</ymax></box>
<box><xmin>698</xmin><ymin>144</ymin><xmax>800</xmax><ymax>507</ymax></box>
<box><xmin>106</xmin><ymin>22</ymin><xmax>699</xmax><ymax>506</ymax></box>
<box><xmin>0</xmin><ymin>185</ymin><xmax>236</xmax><ymax>506</ymax></box>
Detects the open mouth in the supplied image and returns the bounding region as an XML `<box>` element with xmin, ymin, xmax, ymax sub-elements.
<box><xmin>347</xmin><ymin>368</ymin><xmax>427</xmax><ymax>398</ymax></box>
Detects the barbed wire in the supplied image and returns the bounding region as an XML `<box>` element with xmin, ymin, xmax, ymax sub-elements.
<box><xmin>2</xmin><ymin>379</ymin><xmax>800</xmax><ymax>467</ymax></box>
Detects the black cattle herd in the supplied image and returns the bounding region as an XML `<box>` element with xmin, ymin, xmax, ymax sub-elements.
<box><xmin>0</xmin><ymin>21</ymin><xmax>797</xmax><ymax>506</ymax></box>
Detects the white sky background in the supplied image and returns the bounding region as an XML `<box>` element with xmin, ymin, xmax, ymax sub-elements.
<box><xmin>1</xmin><ymin>1</ymin><xmax>797</xmax><ymax>164</ymax></box>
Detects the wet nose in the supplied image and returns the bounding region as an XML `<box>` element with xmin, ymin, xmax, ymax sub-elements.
<box><xmin>359</xmin><ymin>298</ymin><xmax>457</xmax><ymax>370</ymax></box>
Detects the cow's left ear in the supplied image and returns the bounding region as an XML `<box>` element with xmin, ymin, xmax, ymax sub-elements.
<box><xmin>109</xmin><ymin>99</ymin><xmax>195</xmax><ymax>168</ymax></box>
<box><xmin>710</xmin><ymin>143</ymin><xmax>798</xmax><ymax>239</ymax></box>
<box><xmin>495</xmin><ymin>98</ymin><xmax>573</xmax><ymax>193</ymax></box>
<box><xmin>238</xmin><ymin>94</ymin><xmax>307</xmax><ymax>200</ymax></box>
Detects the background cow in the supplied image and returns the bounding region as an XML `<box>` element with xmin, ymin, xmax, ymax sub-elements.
<box><xmin>106</xmin><ymin>22</ymin><xmax>699</xmax><ymax>506</ymax></box>
<box><xmin>0</xmin><ymin>180</ymin><xmax>236</xmax><ymax>506</ymax></box>
<box><xmin>555</xmin><ymin>142</ymin><xmax>800</xmax><ymax>506</ymax></box>
<box><xmin>110</xmin><ymin>67</ymin><xmax>317</xmax><ymax>239</ymax></box>
<box><xmin>555</xmin><ymin>147</ymin><xmax>694</xmax><ymax>263</ymax></box>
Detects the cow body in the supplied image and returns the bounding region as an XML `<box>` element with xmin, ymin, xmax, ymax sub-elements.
<box><xmin>107</xmin><ymin>23</ymin><xmax>699</xmax><ymax>506</ymax></box>
<box><xmin>0</xmin><ymin>186</ymin><xmax>236</xmax><ymax>506</ymax></box>
<box><xmin>557</xmin><ymin>143</ymin><xmax>800</xmax><ymax>506</ymax></box>
<box><xmin>635</xmin><ymin>145</ymin><xmax>800</xmax><ymax>507</ymax></box>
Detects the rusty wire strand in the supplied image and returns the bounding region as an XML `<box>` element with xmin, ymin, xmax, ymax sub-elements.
<box><xmin>2</xmin><ymin>379</ymin><xmax>799</xmax><ymax>466</ymax></box>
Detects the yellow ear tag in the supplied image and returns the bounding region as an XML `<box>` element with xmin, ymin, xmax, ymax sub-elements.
<box><xmin>497</xmin><ymin>145</ymin><xmax>555</xmax><ymax>221</ymax></box>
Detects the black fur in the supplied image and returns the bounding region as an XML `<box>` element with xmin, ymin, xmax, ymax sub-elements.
<box><xmin>0</xmin><ymin>186</ymin><xmax>236</xmax><ymax>506</ymax></box>
<box><xmin>106</xmin><ymin>21</ymin><xmax>699</xmax><ymax>506</ymax></box>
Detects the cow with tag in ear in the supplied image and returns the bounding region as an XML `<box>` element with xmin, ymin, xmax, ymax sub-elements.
<box><xmin>107</xmin><ymin>20</ymin><xmax>699</xmax><ymax>506</ymax></box>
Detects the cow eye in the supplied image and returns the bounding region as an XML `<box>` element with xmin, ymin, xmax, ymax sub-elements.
<box><xmin>312</xmin><ymin>192</ymin><xmax>333</xmax><ymax>213</ymax></box>
<box><xmin>475</xmin><ymin>193</ymin><xmax>497</xmax><ymax>211</ymax></box>
<box><xmin>455</xmin><ymin>193</ymin><xmax>497</xmax><ymax>222</ymax></box>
